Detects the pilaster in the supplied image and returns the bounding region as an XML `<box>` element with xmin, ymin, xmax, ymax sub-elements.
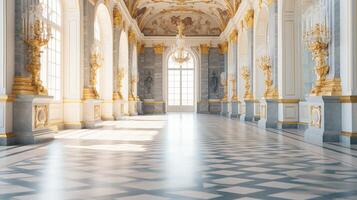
<box><xmin>0</xmin><ymin>0</ymin><xmax>15</xmax><ymax>145</ymax></box>
<box><xmin>277</xmin><ymin>0</ymin><xmax>300</xmax><ymax>129</ymax></box>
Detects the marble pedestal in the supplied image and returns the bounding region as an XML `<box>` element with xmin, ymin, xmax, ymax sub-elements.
<box><xmin>240</xmin><ymin>100</ymin><xmax>254</xmax><ymax>122</ymax></box>
<box><xmin>83</xmin><ymin>99</ymin><xmax>103</xmax><ymax>129</ymax></box>
<box><xmin>129</xmin><ymin>100</ymin><xmax>138</xmax><ymax>116</ymax></box>
<box><xmin>13</xmin><ymin>95</ymin><xmax>55</xmax><ymax>144</ymax></box>
<box><xmin>230</xmin><ymin>101</ymin><xmax>240</xmax><ymax>118</ymax></box>
<box><xmin>258</xmin><ymin>99</ymin><xmax>278</xmax><ymax>129</ymax></box>
<box><xmin>220</xmin><ymin>101</ymin><xmax>229</xmax><ymax>117</ymax></box>
<box><xmin>304</xmin><ymin>96</ymin><xmax>341</xmax><ymax>145</ymax></box>
<box><xmin>143</xmin><ymin>100</ymin><xmax>166</xmax><ymax>114</ymax></box>
<box><xmin>197</xmin><ymin>101</ymin><xmax>209</xmax><ymax>114</ymax></box>
<box><xmin>113</xmin><ymin>100</ymin><xmax>124</xmax><ymax>120</ymax></box>
<box><xmin>208</xmin><ymin>100</ymin><xmax>221</xmax><ymax>114</ymax></box>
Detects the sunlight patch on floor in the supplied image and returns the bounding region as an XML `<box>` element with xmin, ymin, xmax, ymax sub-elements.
<box><xmin>64</xmin><ymin>144</ymin><xmax>146</xmax><ymax>152</ymax></box>
<box><xmin>55</xmin><ymin>130</ymin><xmax>159</xmax><ymax>141</ymax></box>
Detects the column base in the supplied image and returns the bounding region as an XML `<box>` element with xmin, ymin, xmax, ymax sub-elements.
<box><xmin>240</xmin><ymin>100</ymin><xmax>254</xmax><ymax>122</ymax></box>
<box><xmin>277</xmin><ymin>121</ymin><xmax>299</xmax><ymax>129</ymax></box>
<box><xmin>220</xmin><ymin>101</ymin><xmax>229</xmax><ymax>116</ymax></box>
<box><xmin>230</xmin><ymin>101</ymin><xmax>240</xmax><ymax>118</ymax></box>
<box><xmin>208</xmin><ymin>100</ymin><xmax>221</xmax><ymax>114</ymax></box>
<box><xmin>304</xmin><ymin>96</ymin><xmax>341</xmax><ymax>146</ymax></box>
<box><xmin>258</xmin><ymin>99</ymin><xmax>278</xmax><ymax>129</ymax></box>
<box><xmin>340</xmin><ymin>132</ymin><xmax>357</xmax><ymax>147</ymax></box>
<box><xmin>15</xmin><ymin>129</ymin><xmax>55</xmax><ymax>145</ymax></box>
<box><xmin>197</xmin><ymin>101</ymin><xmax>209</xmax><ymax>114</ymax></box>
<box><xmin>0</xmin><ymin>134</ymin><xmax>16</xmax><ymax>146</ymax></box>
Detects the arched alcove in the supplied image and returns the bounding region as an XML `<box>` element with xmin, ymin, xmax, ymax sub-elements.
<box><xmin>163</xmin><ymin>47</ymin><xmax>200</xmax><ymax>112</ymax></box>
<box><xmin>238</xmin><ymin>29</ymin><xmax>249</xmax><ymax>101</ymax></box>
<box><xmin>254</xmin><ymin>6</ymin><xmax>269</xmax><ymax>100</ymax></box>
<box><xmin>118</xmin><ymin>30</ymin><xmax>129</xmax><ymax>114</ymax></box>
<box><xmin>62</xmin><ymin>0</ymin><xmax>83</xmax><ymax>128</ymax></box>
<box><xmin>94</xmin><ymin>3</ymin><xmax>113</xmax><ymax>120</ymax></box>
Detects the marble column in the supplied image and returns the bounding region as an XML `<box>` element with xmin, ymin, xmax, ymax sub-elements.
<box><xmin>63</xmin><ymin>1</ymin><xmax>83</xmax><ymax>129</ymax></box>
<box><xmin>197</xmin><ymin>44</ymin><xmax>209</xmax><ymax>113</ymax></box>
<box><xmin>277</xmin><ymin>0</ymin><xmax>300</xmax><ymax>129</ymax></box>
<box><xmin>228</xmin><ymin>30</ymin><xmax>239</xmax><ymax>118</ymax></box>
<box><xmin>340</xmin><ymin>0</ymin><xmax>357</xmax><ymax>146</ymax></box>
<box><xmin>0</xmin><ymin>0</ymin><xmax>15</xmax><ymax>145</ymax></box>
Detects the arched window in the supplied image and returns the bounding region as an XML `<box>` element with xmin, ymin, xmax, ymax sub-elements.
<box><xmin>168</xmin><ymin>51</ymin><xmax>195</xmax><ymax>111</ymax></box>
<box><xmin>40</xmin><ymin>0</ymin><xmax>62</xmax><ymax>100</ymax></box>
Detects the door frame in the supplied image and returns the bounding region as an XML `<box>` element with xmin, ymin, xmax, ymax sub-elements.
<box><xmin>163</xmin><ymin>47</ymin><xmax>200</xmax><ymax>113</ymax></box>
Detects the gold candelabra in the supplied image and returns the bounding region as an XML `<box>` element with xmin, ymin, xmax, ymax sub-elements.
<box><xmin>303</xmin><ymin>24</ymin><xmax>331</xmax><ymax>96</ymax></box>
<box><xmin>84</xmin><ymin>42</ymin><xmax>103</xmax><ymax>100</ymax></box>
<box><xmin>129</xmin><ymin>75</ymin><xmax>138</xmax><ymax>101</ymax></box>
<box><xmin>220</xmin><ymin>72</ymin><xmax>228</xmax><ymax>101</ymax></box>
<box><xmin>241</xmin><ymin>66</ymin><xmax>253</xmax><ymax>100</ymax></box>
<box><xmin>229</xmin><ymin>74</ymin><xmax>238</xmax><ymax>101</ymax></box>
<box><xmin>114</xmin><ymin>68</ymin><xmax>125</xmax><ymax>100</ymax></box>
<box><xmin>257</xmin><ymin>56</ymin><xmax>278</xmax><ymax>99</ymax></box>
<box><xmin>22</xmin><ymin>4</ymin><xmax>51</xmax><ymax>96</ymax></box>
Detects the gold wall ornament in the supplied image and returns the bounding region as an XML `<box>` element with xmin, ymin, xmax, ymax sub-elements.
<box><xmin>153</xmin><ymin>44</ymin><xmax>165</xmax><ymax>54</ymax></box>
<box><xmin>84</xmin><ymin>42</ymin><xmax>103</xmax><ymax>100</ymax></box>
<box><xmin>200</xmin><ymin>44</ymin><xmax>210</xmax><ymax>54</ymax></box>
<box><xmin>244</xmin><ymin>9</ymin><xmax>254</xmax><ymax>29</ymax></box>
<box><xmin>218</xmin><ymin>41</ymin><xmax>228</xmax><ymax>54</ymax></box>
<box><xmin>24</xmin><ymin>19</ymin><xmax>51</xmax><ymax>96</ymax></box>
<box><xmin>34</xmin><ymin>104</ymin><xmax>49</xmax><ymax>129</ymax></box>
<box><xmin>229</xmin><ymin>29</ymin><xmax>238</xmax><ymax>42</ymax></box>
<box><xmin>241</xmin><ymin>66</ymin><xmax>253</xmax><ymax>100</ymax></box>
<box><xmin>310</xmin><ymin>105</ymin><xmax>322</xmax><ymax>128</ymax></box>
<box><xmin>113</xmin><ymin>6</ymin><xmax>122</xmax><ymax>29</ymax></box>
<box><xmin>231</xmin><ymin>78</ymin><xmax>238</xmax><ymax>101</ymax></box>
<box><xmin>257</xmin><ymin>56</ymin><xmax>278</xmax><ymax>99</ymax></box>
<box><xmin>304</xmin><ymin>24</ymin><xmax>341</xmax><ymax>96</ymax></box>
<box><xmin>129</xmin><ymin>75</ymin><xmax>138</xmax><ymax>101</ymax></box>
<box><xmin>115</xmin><ymin>68</ymin><xmax>125</xmax><ymax>100</ymax></box>
<box><xmin>220</xmin><ymin>72</ymin><xmax>228</xmax><ymax>101</ymax></box>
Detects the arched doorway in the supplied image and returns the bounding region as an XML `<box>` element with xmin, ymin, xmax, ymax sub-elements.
<box><xmin>118</xmin><ymin>30</ymin><xmax>129</xmax><ymax>114</ymax></box>
<box><xmin>167</xmin><ymin>50</ymin><xmax>195</xmax><ymax>112</ymax></box>
<box><xmin>94</xmin><ymin>3</ymin><xmax>113</xmax><ymax>120</ymax></box>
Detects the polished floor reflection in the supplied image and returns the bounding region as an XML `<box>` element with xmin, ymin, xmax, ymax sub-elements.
<box><xmin>1</xmin><ymin>114</ymin><xmax>357</xmax><ymax>199</ymax></box>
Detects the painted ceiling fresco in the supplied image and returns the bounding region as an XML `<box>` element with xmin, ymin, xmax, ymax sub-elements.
<box><xmin>123</xmin><ymin>0</ymin><xmax>241</xmax><ymax>36</ymax></box>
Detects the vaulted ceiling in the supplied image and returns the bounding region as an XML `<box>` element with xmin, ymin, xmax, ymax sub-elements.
<box><xmin>123</xmin><ymin>0</ymin><xmax>241</xmax><ymax>36</ymax></box>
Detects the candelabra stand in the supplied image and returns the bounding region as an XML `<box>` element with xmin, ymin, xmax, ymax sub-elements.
<box><xmin>258</xmin><ymin>56</ymin><xmax>278</xmax><ymax>99</ymax></box>
<box><xmin>241</xmin><ymin>66</ymin><xmax>253</xmax><ymax>100</ymax></box>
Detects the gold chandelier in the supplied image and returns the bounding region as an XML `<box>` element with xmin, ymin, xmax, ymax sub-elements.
<box><xmin>173</xmin><ymin>21</ymin><xmax>189</xmax><ymax>64</ymax></box>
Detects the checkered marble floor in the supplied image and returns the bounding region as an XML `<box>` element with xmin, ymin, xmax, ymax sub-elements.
<box><xmin>1</xmin><ymin>113</ymin><xmax>357</xmax><ymax>200</ymax></box>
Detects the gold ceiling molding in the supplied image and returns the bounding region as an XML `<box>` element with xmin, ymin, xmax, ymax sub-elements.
<box><xmin>153</xmin><ymin>44</ymin><xmax>165</xmax><ymax>54</ymax></box>
<box><xmin>199</xmin><ymin>44</ymin><xmax>210</xmax><ymax>54</ymax></box>
<box><xmin>244</xmin><ymin>9</ymin><xmax>254</xmax><ymax>29</ymax></box>
<box><xmin>218</xmin><ymin>41</ymin><xmax>228</xmax><ymax>54</ymax></box>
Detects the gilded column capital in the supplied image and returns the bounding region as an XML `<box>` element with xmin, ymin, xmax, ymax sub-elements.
<box><xmin>128</xmin><ymin>29</ymin><xmax>137</xmax><ymax>44</ymax></box>
<box><xmin>218</xmin><ymin>41</ymin><xmax>228</xmax><ymax>54</ymax></box>
<box><xmin>229</xmin><ymin>29</ymin><xmax>238</xmax><ymax>43</ymax></box>
<box><xmin>244</xmin><ymin>9</ymin><xmax>254</xmax><ymax>29</ymax></box>
<box><xmin>137</xmin><ymin>42</ymin><xmax>145</xmax><ymax>54</ymax></box>
<box><xmin>199</xmin><ymin>44</ymin><xmax>210</xmax><ymax>54</ymax></box>
<box><xmin>153</xmin><ymin>44</ymin><xmax>165</xmax><ymax>55</ymax></box>
<box><xmin>113</xmin><ymin>6</ymin><xmax>123</xmax><ymax>29</ymax></box>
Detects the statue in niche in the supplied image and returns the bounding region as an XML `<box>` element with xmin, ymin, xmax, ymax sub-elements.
<box><xmin>144</xmin><ymin>70</ymin><xmax>154</xmax><ymax>98</ymax></box>
<box><xmin>209</xmin><ymin>71</ymin><xmax>219</xmax><ymax>94</ymax></box>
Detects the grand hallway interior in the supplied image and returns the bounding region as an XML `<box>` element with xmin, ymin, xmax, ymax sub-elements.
<box><xmin>1</xmin><ymin>114</ymin><xmax>357</xmax><ymax>200</ymax></box>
